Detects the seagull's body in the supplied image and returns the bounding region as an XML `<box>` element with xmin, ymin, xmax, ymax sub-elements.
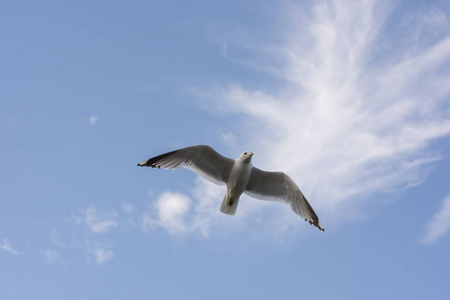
<box><xmin>138</xmin><ymin>145</ymin><xmax>324</xmax><ymax>231</ymax></box>
<box><xmin>220</xmin><ymin>152</ymin><xmax>253</xmax><ymax>215</ymax></box>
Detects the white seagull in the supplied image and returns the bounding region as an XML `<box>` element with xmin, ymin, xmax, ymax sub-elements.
<box><xmin>138</xmin><ymin>145</ymin><xmax>324</xmax><ymax>231</ymax></box>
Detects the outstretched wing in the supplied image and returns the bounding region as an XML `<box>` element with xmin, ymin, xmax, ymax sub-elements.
<box><xmin>137</xmin><ymin>145</ymin><xmax>235</xmax><ymax>185</ymax></box>
<box><xmin>245</xmin><ymin>168</ymin><xmax>324</xmax><ymax>231</ymax></box>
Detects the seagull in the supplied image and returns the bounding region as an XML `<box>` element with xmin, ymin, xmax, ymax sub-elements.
<box><xmin>137</xmin><ymin>145</ymin><xmax>324</xmax><ymax>231</ymax></box>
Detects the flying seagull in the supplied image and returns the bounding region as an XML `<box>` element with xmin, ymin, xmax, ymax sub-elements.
<box><xmin>137</xmin><ymin>145</ymin><xmax>324</xmax><ymax>231</ymax></box>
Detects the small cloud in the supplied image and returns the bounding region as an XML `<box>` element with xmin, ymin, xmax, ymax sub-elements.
<box><xmin>43</xmin><ymin>249</ymin><xmax>60</xmax><ymax>264</ymax></box>
<box><xmin>0</xmin><ymin>238</ymin><xmax>20</xmax><ymax>256</ymax></box>
<box><xmin>90</xmin><ymin>248</ymin><xmax>114</xmax><ymax>265</ymax></box>
<box><xmin>50</xmin><ymin>229</ymin><xmax>66</xmax><ymax>247</ymax></box>
<box><xmin>122</xmin><ymin>203</ymin><xmax>134</xmax><ymax>214</ymax></box>
<box><xmin>143</xmin><ymin>192</ymin><xmax>191</xmax><ymax>235</ymax></box>
<box><xmin>74</xmin><ymin>207</ymin><xmax>118</xmax><ymax>234</ymax></box>
<box><xmin>85</xmin><ymin>208</ymin><xmax>118</xmax><ymax>233</ymax></box>
<box><xmin>220</xmin><ymin>131</ymin><xmax>237</xmax><ymax>146</ymax></box>
<box><xmin>421</xmin><ymin>194</ymin><xmax>450</xmax><ymax>244</ymax></box>
<box><xmin>89</xmin><ymin>115</ymin><xmax>99</xmax><ymax>126</ymax></box>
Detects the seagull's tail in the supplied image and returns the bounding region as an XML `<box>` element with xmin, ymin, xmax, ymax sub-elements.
<box><xmin>220</xmin><ymin>193</ymin><xmax>239</xmax><ymax>216</ymax></box>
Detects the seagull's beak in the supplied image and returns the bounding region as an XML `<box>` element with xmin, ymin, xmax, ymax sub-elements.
<box><xmin>249</xmin><ymin>153</ymin><xmax>254</xmax><ymax>157</ymax></box>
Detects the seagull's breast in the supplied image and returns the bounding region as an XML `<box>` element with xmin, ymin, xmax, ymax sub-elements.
<box><xmin>226</xmin><ymin>161</ymin><xmax>253</xmax><ymax>197</ymax></box>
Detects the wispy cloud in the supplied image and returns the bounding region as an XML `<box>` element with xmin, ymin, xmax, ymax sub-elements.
<box><xmin>220</xmin><ymin>131</ymin><xmax>237</xmax><ymax>147</ymax></box>
<box><xmin>45</xmin><ymin>225</ymin><xmax>116</xmax><ymax>265</ymax></box>
<box><xmin>74</xmin><ymin>207</ymin><xmax>118</xmax><ymax>234</ymax></box>
<box><xmin>122</xmin><ymin>203</ymin><xmax>134</xmax><ymax>214</ymax></box>
<box><xmin>66</xmin><ymin>1</ymin><xmax>450</xmax><ymax>240</ymax></box>
<box><xmin>49</xmin><ymin>229</ymin><xmax>67</xmax><ymax>247</ymax></box>
<box><xmin>0</xmin><ymin>238</ymin><xmax>20</xmax><ymax>256</ymax></box>
<box><xmin>90</xmin><ymin>248</ymin><xmax>114</xmax><ymax>265</ymax></box>
<box><xmin>43</xmin><ymin>249</ymin><xmax>60</xmax><ymax>264</ymax></box>
<box><xmin>422</xmin><ymin>194</ymin><xmax>450</xmax><ymax>244</ymax></box>
<box><xmin>181</xmin><ymin>0</ymin><xmax>450</xmax><ymax>234</ymax></box>
<box><xmin>89</xmin><ymin>115</ymin><xmax>98</xmax><ymax>126</ymax></box>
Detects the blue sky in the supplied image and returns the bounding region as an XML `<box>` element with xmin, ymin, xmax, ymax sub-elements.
<box><xmin>2</xmin><ymin>0</ymin><xmax>450</xmax><ymax>299</ymax></box>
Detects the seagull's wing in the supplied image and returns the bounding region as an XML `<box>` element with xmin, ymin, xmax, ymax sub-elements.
<box><xmin>137</xmin><ymin>145</ymin><xmax>235</xmax><ymax>185</ymax></box>
<box><xmin>245</xmin><ymin>167</ymin><xmax>324</xmax><ymax>231</ymax></box>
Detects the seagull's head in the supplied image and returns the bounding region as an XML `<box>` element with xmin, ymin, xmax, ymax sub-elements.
<box><xmin>239</xmin><ymin>151</ymin><xmax>254</xmax><ymax>163</ymax></box>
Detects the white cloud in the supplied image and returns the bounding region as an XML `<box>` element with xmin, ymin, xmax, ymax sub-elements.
<box><xmin>43</xmin><ymin>249</ymin><xmax>60</xmax><ymax>264</ymax></box>
<box><xmin>220</xmin><ymin>131</ymin><xmax>237</xmax><ymax>147</ymax></box>
<box><xmin>75</xmin><ymin>207</ymin><xmax>118</xmax><ymax>234</ymax></box>
<box><xmin>143</xmin><ymin>192</ymin><xmax>191</xmax><ymax>235</ymax></box>
<box><xmin>89</xmin><ymin>115</ymin><xmax>98</xmax><ymax>125</ymax></box>
<box><xmin>122</xmin><ymin>203</ymin><xmax>134</xmax><ymax>214</ymax></box>
<box><xmin>50</xmin><ymin>229</ymin><xmax>66</xmax><ymax>247</ymax></box>
<box><xmin>0</xmin><ymin>238</ymin><xmax>20</xmax><ymax>256</ymax></box>
<box><xmin>90</xmin><ymin>248</ymin><xmax>114</xmax><ymax>265</ymax></box>
<box><xmin>422</xmin><ymin>195</ymin><xmax>450</xmax><ymax>244</ymax></box>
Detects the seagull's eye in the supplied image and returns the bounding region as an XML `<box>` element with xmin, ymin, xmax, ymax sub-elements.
<box><xmin>244</xmin><ymin>152</ymin><xmax>247</xmax><ymax>155</ymax></box>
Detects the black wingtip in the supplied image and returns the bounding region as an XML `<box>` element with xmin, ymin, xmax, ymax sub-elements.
<box><xmin>306</xmin><ymin>218</ymin><xmax>325</xmax><ymax>232</ymax></box>
<box><xmin>137</xmin><ymin>161</ymin><xmax>148</xmax><ymax>167</ymax></box>
<box><xmin>137</xmin><ymin>150</ymin><xmax>179</xmax><ymax>169</ymax></box>
<box><xmin>316</xmin><ymin>224</ymin><xmax>325</xmax><ymax>232</ymax></box>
